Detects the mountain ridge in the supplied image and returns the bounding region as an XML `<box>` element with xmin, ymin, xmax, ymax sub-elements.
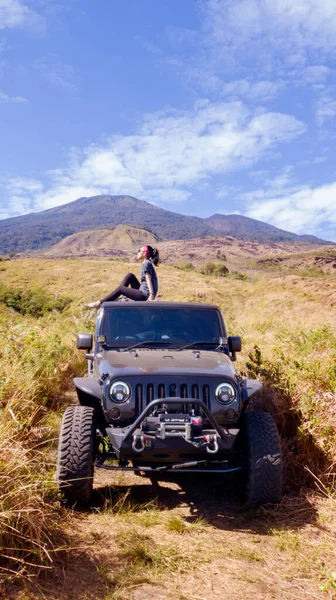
<box><xmin>0</xmin><ymin>194</ymin><xmax>330</xmax><ymax>254</ymax></box>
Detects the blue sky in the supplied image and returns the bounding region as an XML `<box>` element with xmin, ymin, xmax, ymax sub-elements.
<box><xmin>1</xmin><ymin>0</ymin><xmax>336</xmax><ymax>241</ymax></box>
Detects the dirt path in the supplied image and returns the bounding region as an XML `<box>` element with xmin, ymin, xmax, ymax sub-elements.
<box><xmin>6</xmin><ymin>469</ymin><xmax>336</xmax><ymax>600</ymax></box>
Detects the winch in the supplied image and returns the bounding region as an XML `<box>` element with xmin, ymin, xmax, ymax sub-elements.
<box><xmin>128</xmin><ymin>410</ymin><xmax>219</xmax><ymax>454</ymax></box>
<box><xmin>142</xmin><ymin>413</ymin><xmax>203</xmax><ymax>439</ymax></box>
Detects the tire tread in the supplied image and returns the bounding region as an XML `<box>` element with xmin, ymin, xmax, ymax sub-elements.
<box><xmin>56</xmin><ymin>405</ymin><xmax>95</xmax><ymax>505</ymax></box>
<box><xmin>245</xmin><ymin>411</ymin><xmax>282</xmax><ymax>506</ymax></box>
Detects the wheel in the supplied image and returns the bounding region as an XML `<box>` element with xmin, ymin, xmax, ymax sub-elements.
<box><xmin>56</xmin><ymin>405</ymin><xmax>96</xmax><ymax>505</ymax></box>
<box><xmin>243</xmin><ymin>411</ymin><xmax>282</xmax><ymax>506</ymax></box>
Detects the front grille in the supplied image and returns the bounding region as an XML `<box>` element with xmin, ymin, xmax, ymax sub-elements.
<box><xmin>135</xmin><ymin>382</ymin><xmax>211</xmax><ymax>414</ymax></box>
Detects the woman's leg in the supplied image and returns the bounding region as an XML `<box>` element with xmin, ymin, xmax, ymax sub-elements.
<box><xmin>119</xmin><ymin>272</ymin><xmax>140</xmax><ymax>289</ymax></box>
<box><xmin>101</xmin><ymin>285</ymin><xmax>147</xmax><ymax>302</ymax></box>
<box><xmin>101</xmin><ymin>273</ymin><xmax>143</xmax><ymax>302</ymax></box>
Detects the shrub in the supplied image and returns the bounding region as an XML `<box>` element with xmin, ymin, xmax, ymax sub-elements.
<box><xmin>0</xmin><ymin>284</ymin><xmax>71</xmax><ymax>317</ymax></box>
<box><xmin>214</xmin><ymin>264</ymin><xmax>229</xmax><ymax>277</ymax></box>
<box><xmin>175</xmin><ymin>262</ymin><xmax>195</xmax><ymax>271</ymax></box>
<box><xmin>199</xmin><ymin>262</ymin><xmax>229</xmax><ymax>277</ymax></box>
<box><xmin>231</xmin><ymin>270</ymin><xmax>248</xmax><ymax>281</ymax></box>
<box><xmin>200</xmin><ymin>262</ymin><xmax>216</xmax><ymax>275</ymax></box>
<box><xmin>216</xmin><ymin>250</ymin><xmax>227</xmax><ymax>261</ymax></box>
<box><xmin>244</xmin><ymin>327</ymin><xmax>336</xmax><ymax>487</ymax></box>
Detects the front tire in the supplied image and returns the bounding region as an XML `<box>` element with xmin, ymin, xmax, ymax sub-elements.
<box><xmin>243</xmin><ymin>411</ymin><xmax>282</xmax><ymax>506</ymax></box>
<box><xmin>56</xmin><ymin>405</ymin><xmax>96</xmax><ymax>505</ymax></box>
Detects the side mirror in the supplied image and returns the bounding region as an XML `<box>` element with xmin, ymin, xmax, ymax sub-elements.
<box><xmin>77</xmin><ymin>333</ymin><xmax>93</xmax><ymax>350</ymax></box>
<box><xmin>228</xmin><ymin>336</ymin><xmax>241</xmax><ymax>361</ymax></box>
<box><xmin>228</xmin><ymin>336</ymin><xmax>242</xmax><ymax>353</ymax></box>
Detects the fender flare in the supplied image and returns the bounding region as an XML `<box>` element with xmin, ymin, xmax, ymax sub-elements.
<box><xmin>74</xmin><ymin>377</ymin><xmax>102</xmax><ymax>401</ymax></box>
<box><xmin>73</xmin><ymin>377</ymin><xmax>106</xmax><ymax>429</ymax></box>
<box><xmin>242</xmin><ymin>378</ymin><xmax>263</xmax><ymax>402</ymax></box>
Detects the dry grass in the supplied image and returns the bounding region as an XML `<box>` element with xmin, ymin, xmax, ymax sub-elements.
<box><xmin>0</xmin><ymin>255</ymin><xmax>336</xmax><ymax>592</ymax></box>
<box><xmin>0</xmin><ymin>426</ymin><xmax>67</xmax><ymax>580</ymax></box>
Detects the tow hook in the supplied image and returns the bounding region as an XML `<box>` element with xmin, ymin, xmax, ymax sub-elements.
<box><xmin>132</xmin><ymin>433</ymin><xmax>145</xmax><ymax>453</ymax></box>
<box><xmin>205</xmin><ymin>435</ymin><xmax>219</xmax><ymax>454</ymax></box>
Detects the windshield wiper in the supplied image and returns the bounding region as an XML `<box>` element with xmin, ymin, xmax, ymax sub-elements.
<box><xmin>100</xmin><ymin>343</ymin><xmax>120</xmax><ymax>350</ymax></box>
<box><xmin>123</xmin><ymin>340</ymin><xmax>174</xmax><ymax>352</ymax></box>
<box><xmin>176</xmin><ymin>341</ymin><xmax>218</xmax><ymax>351</ymax></box>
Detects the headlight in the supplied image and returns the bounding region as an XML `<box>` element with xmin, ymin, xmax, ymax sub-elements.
<box><xmin>109</xmin><ymin>381</ymin><xmax>131</xmax><ymax>404</ymax></box>
<box><xmin>215</xmin><ymin>383</ymin><xmax>236</xmax><ymax>405</ymax></box>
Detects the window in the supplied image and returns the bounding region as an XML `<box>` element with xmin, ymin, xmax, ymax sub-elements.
<box><xmin>100</xmin><ymin>307</ymin><xmax>223</xmax><ymax>347</ymax></box>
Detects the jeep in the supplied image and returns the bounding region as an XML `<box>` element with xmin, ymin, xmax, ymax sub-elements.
<box><xmin>56</xmin><ymin>302</ymin><xmax>282</xmax><ymax>506</ymax></box>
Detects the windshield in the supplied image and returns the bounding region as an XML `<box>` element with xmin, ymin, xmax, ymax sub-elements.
<box><xmin>99</xmin><ymin>306</ymin><xmax>223</xmax><ymax>348</ymax></box>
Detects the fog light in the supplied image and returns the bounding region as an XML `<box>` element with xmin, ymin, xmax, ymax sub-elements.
<box><xmin>225</xmin><ymin>409</ymin><xmax>236</xmax><ymax>420</ymax></box>
<box><xmin>110</xmin><ymin>407</ymin><xmax>121</xmax><ymax>419</ymax></box>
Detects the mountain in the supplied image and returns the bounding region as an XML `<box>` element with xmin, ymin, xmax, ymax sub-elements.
<box><xmin>0</xmin><ymin>194</ymin><xmax>329</xmax><ymax>255</ymax></box>
<box><xmin>205</xmin><ymin>214</ymin><xmax>323</xmax><ymax>243</ymax></box>
<box><xmin>0</xmin><ymin>195</ymin><xmax>212</xmax><ymax>254</ymax></box>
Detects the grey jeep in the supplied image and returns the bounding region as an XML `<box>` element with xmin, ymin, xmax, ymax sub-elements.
<box><xmin>56</xmin><ymin>302</ymin><xmax>282</xmax><ymax>506</ymax></box>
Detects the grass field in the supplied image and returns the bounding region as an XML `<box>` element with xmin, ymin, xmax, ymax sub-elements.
<box><xmin>0</xmin><ymin>256</ymin><xmax>336</xmax><ymax>599</ymax></box>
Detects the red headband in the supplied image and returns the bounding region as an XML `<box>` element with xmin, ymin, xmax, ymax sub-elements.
<box><xmin>144</xmin><ymin>246</ymin><xmax>150</xmax><ymax>258</ymax></box>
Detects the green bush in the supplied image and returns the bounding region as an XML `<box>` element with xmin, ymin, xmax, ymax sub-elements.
<box><xmin>231</xmin><ymin>270</ymin><xmax>248</xmax><ymax>281</ymax></box>
<box><xmin>0</xmin><ymin>284</ymin><xmax>71</xmax><ymax>317</ymax></box>
<box><xmin>175</xmin><ymin>262</ymin><xmax>195</xmax><ymax>271</ymax></box>
<box><xmin>216</xmin><ymin>250</ymin><xmax>227</xmax><ymax>261</ymax></box>
<box><xmin>199</xmin><ymin>262</ymin><xmax>216</xmax><ymax>275</ymax></box>
<box><xmin>199</xmin><ymin>262</ymin><xmax>229</xmax><ymax>276</ymax></box>
<box><xmin>214</xmin><ymin>264</ymin><xmax>229</xmax><ymax>277</ymax></box>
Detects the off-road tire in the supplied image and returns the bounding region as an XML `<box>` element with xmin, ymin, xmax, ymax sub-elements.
<box><xmin>243</xmin><ymin>411</ymin><xmax>282</xmax><ymax>506</ymax></box>
<box><xmin>56</xmin><ymin>405</ymin><xmax>95</xmax><ymax>505</ymax></box>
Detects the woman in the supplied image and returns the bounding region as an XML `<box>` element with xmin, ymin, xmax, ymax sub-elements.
<box><xmin>85</xmin><ymin>245</ymin><xmax>160</xmax><ymax>308</ymax></box>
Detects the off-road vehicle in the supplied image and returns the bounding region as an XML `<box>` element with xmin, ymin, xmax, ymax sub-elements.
<box><xmin>56</xmin><ymin>302</ymin><xmax>282</xmax><ymax>506</ymax></box>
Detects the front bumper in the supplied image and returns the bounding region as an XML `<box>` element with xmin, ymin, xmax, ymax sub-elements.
<box><xmin>104</xmin><ymin>397</ymin><xmax>240</xmax><ymax>463</ymax></box>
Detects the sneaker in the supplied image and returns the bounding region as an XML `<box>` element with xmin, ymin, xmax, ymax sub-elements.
<box><xmin>84</xmin><ymin>300</ymin><xmax>101</xmax><ymax>309</ymax></box>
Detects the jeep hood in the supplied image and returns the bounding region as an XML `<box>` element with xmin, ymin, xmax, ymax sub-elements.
<box><xmin>95</xmin><ymin>349</ymin><xmax>237</xmax><ymax>378</ymax></box>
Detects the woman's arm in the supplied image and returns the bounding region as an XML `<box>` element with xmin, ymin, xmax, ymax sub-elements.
<box><xmin>145</xmin><ymin>272</ymin><xmax>155</xmax><ymax>301</ymax></box>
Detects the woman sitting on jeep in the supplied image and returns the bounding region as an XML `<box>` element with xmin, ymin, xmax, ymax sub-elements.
<box><xmin>85</xmin><ymin>245</ymin><xmax>160</xmax><ymax>308</ymax></box>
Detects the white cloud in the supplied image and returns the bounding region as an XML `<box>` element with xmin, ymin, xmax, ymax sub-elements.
<box><xmin>244</xmin><ymin>180</ymin><xmax>336</xmax><ymax>241</ymax></box>
<box><xmin>3</xmin><ymin>177</ymin><xmax>43</xmax><ymax>193</ymax></box>
<box><xmin>0</xmin><ymin>38</ymin><xmax>8</xmax><ymax>51</ymax></box>
<box><xmin>302</xmin><ymin>66</ymin><xmax>331</xmax><ymax>84</ymax></box>
<box><xmin>202</xmin><ymin>0</ymin><xmax>336</xmax><ymax>62</ymax></box>
<box><xmin>0</xmin><ymin>90</ymin><xmax>28</xmax><ymax>103</ymax></box>
<box><xmin>34</xmin><ymin>56</ymin><xmax>77</xmax><ymax>93</ymax></box>
<box><xmin>189</xmin><ymin>74</ymin><xmax>284</xmax><ymax>100</ymax></box>
<box><xmin>1</xmin><ymin>100</ymin><xmax>306</xmax><ymax>216</ymax></box>
<box><xmin>40</xmin><ymin>185</ymin><xmax>104</xmax><ymax>210</ymax></box>
<box><xmin>172</xmin><ymin>1</ymin><xmax>336</xmax><ymax>107</ymax></box>
<box><xmin>0</xmin><ymin>177</ymin><xmax>43</xmax><ymax>217</ymax></box>
<box><xmin>41</xmin><ymin>101</ymin><xmax>304</xmax><ymax>205</ymax></box>
<box><xmin>221</xmin><ymin>79</ymin><xmax>284</xmax><ymax>101</ymax></box>
<box><xmin>0</xmin><ymin>0</ymin><xmax>44</xmax><ymax>31</ymax></box>
<box><xmin>315</xmin><ymin>94</ymin><xmax>336</xmax><ymax>125</ymax></box>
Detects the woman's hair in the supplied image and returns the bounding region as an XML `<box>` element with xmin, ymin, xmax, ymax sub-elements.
<box><xmin>145</xmin><ymin>245</ymin><xmax>160</xmax><ymax>266</ymax></box>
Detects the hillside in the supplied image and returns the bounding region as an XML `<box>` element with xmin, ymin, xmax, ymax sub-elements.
<box><xmin>158</xmin><ymin>237</ymin><xmax>332</xmax><ymax>268</ymax></box>
<box><xmin>257</xmin><ymin>246</ymin><xmax>336</xmax><ymax>274</ymax></box>
<box><xmin>40</xmin><ymin>228</ymin><xmax>336</xmax><ymax>277</ymax></box>
<box><xmin>0</xmin><ymin>194</ymin><xmax>329</xmax><ymax>255</ymax></box>
<box><xmin>43</xmin><ymin>224</ymin><xmax>159</xmax><ymax>259</ymax></box>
